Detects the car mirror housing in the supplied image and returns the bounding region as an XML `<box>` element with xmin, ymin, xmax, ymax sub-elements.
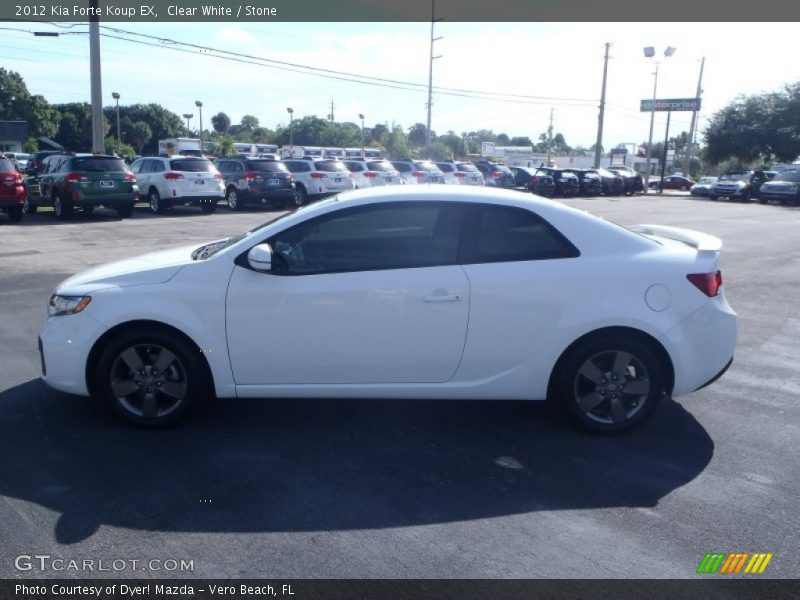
<box><xmin>247</xmin><ymin>244</ymin><xmax>273</xmax><ymax>272</ymax></box>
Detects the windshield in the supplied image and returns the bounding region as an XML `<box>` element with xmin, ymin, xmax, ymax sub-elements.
<box><xmin>245</xmin><ymin>161</ymin><xmax>288</xmax><ymax>172</ymax></box>
<box><xmin>698</xmin><ymin>177</ymin><xmax>717</xmax><ymax>184</ymax></box>
<box><xmin>315</xmin><ymin>160</ymin><xmax>348</xmax><ymax>172</ymax></box>
<box><xmin>721</xmin><ymin>172</ymin><xmax>750</xmax><ymax>181</ymax></box>
<box><xmin>457</xmin><ymin>163</ymin><xmax>480</xmax><ymax>173</ymax></box>
<box><xmin>73</xmin><ymin>157</ymin><xmax>127</xmax><ymax>172</ymax></box>
<box><xmin>170</xmin><ymin>159</ymin><xmax>215</xmax><ymax>172</ymax></box>
<box><xmin>344</xmin><ymin>162</ymin><xmax>365</xmax><ymax>172</ymax></box>
<box><xmin>367</xmin><ymin>160</ymin><xmax>395</xmax><ymax>172</ymax></box>
<box><xmin>775</xmin><ymin>172</ymin><xmax>800</xmax><ymax>182</ymax></box>
<box><xmin>437</xmin><ymin>163</ymin><xmax>455</xmax><ymax>173</ymax></box>
<box><xmin>414</xmin><ymin>162</ymin><xmax>442</xmax><ymax>173</ymax></box>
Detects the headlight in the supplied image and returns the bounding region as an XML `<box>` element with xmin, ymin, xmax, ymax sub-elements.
<box><xmin>48</xmin><ymin>295</ymin><xmax>91</xmax><ymax>317</ymax></box>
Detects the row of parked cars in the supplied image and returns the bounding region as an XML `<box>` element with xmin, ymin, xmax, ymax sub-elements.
<box><xmin>688</xmin><ymin>170</ymin><xmax>800</xmax><ymax>204</ymax></box>
<box><xmin>2</xmin><ymin>149</ymin><xmax>649</xmax><ymax>223</ymax></box>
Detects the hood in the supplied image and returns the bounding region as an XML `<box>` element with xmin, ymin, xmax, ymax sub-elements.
<box><xmin>57</xmin><ymin>244</ymin><xmax>200</xmax><ymax>294</ymax></box>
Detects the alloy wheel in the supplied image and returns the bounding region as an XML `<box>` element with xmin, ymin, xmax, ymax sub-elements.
<box><xmin>227</xmin><ymin>189</ymin><xmax>238</xmax><ymax>210</ymax></box>
<box><xmin>110</xmin><ymin>344</ymin><xmax>188</xmax><ymax>419</ymax></box>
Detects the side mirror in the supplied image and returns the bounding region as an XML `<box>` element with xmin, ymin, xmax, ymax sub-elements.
<box><xmin>247</xmin><ymin>243</ymin><xmax>273</xmax><ymax>272</ymax></box>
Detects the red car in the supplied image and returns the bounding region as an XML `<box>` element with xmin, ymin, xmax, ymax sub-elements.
<box><xmin>0</xmin><ymin>154</ymin><xmax>25</xmax><ymax>223</ymax></box>
<box><xmin>649</xmin><ymin>175</ymin><xmax>696</xmax><ymax>191</ymax></box>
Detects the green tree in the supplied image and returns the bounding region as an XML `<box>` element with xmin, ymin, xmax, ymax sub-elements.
<box><xmin>217</xmin><ymin>134</ymin><xmax>235</xmax><ymax>157</ymax></box>
<box><xmin>55</xmin><ymin>103</ymin><xmax>110</xmax><ymax>151</ymax></box>
<box><xmin>418</xmin><ymin>142</ymin><xmax>452</xmax><ymax>161</ymax></box>
<box><xmin>104</xmin><ymin>104</ymin><xmax>184</xmax><ymax>154</ymax></box>
<box><xmin>240</xmin><ymin>114</ymin><xmax>259</xmax><ymax>131</ymax></box>
<box><xmin>127</xmin><ymin>121</ymin><xmax>152</xmax><ymax>154</ymax></box>
<box><xmin>510</xmin><ymin>136</ymin><xmax>533</xmax><ymax>147</ymax></box>
<box><xmin>104</xmin><ymin>136</ymin><xmax>136</xmax><ymax>158</ymax></box>
<box><xmin>0</xmin><ymin>68</ymin><xmax>60</xmax><ymax>138</ymax></box>
<box><xmin>437</xmin><ymin>131</ymin><xmax>466</xmax><ymax>158</ymax></box>
<box><xmin>496</xmin><ymin>133</ymin><xmax>510</xmax><ymax>145</ymax></box>
<box><xmin>407</xmin><ymin>123</ymin><xmax>431</xmax><ymax>147</ymax></box>
<box><xmin>211</xmin><ymin>112</ymin><xmax>231</xmax><ymax>134</ymax></box>
<box><xmin>384</xmin><ymin>124</ymin><xmax>410</xmax><ymax>159</ymax></box>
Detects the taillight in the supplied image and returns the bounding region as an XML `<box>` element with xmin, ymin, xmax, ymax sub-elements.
<box><xmin>285</xmin><ymin>173</ymin><xmax>293</xmax><ymax>180</ymax></box>
<box><xmin>164</xmin><ymin>172</ymin><xmax>184</xmax><ymax>180</ymax></box>
<box><xmin>242</xmin><ymin>171</ymin><xmax>260</xmax><ymax>181</ymax></box>
<box><xmin>123</xmin><ymin>172</ymin><xmax>136</xmax><ymax>181</ymax></box>
<box><xmin>66</xmin><ymin>172</ymin><xmax>87</xmax><ymax>183</ymax></box>
<box><xmin>531</xmin><ymin>176</ymin><xmax>540</xmax><ymax>184</ymax></box>
<box><xmin>412</xmin><ymin>171</ymin><xmax>426</xmax><ymax>178</ymax></box>
<box><xmin>213</xmin><ymin>173</ymin><xmax>222</xmax><ymax>180</ymax></box>
<box><xmin>310</xmin><ymin>172</ymin><xmax>326</xmax><ymax>179</ymax></box>
<box><xmin>1</xmin><ymin>173</ymin><xmax>21</xmax><ymax>185</ymax></box>
<box><xmin>454</xmin><ymin>172</ymin><xmax>466</xmax><ymax>178</ymax></box>
<box><xmin>687</xmin><ymin>271</ymin><xmax>722</xmax><ymax>297</ymax></box>
<box><xmin>364</xmin><ymin>171</ymin><xmax>378</xmax><ymax>178</ymax></box>
<box><xmin>491</xmin><ymin>172</ymin><xmax>502</xmax><ymax>178</ymax></box>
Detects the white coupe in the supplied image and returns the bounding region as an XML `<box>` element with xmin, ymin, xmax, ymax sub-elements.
<box><xmin>39</xmin><ymin>186</ymin><xmax>737</xmax><ymax>432</ymax></box>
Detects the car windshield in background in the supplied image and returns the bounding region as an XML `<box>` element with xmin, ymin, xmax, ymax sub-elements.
<box><xmin>245</xmin><ymin>161</ymin><xmax>288</xmax><ymax>172</ymax></box>
<box><xmin>437</xmin><ymin>163</ymin><xmax>455</xmax><ymax>172</ymax></box>
<box><xmin>414</xmin><ymin>162</ymin><xmax>441</xmax><ymax>172</ymax></box>
<box><xmin>367</xmin><ymin>161</ymin><xmax>395</xmax><ymax>172</ymax></box>
<box><xmin>315</xmin><ymin>161</ymin><xmax>349</xmax><ymax>172</ymax></box>
<box><xmin>344</xmin><ymin>162</ymin><xmax>365</xmax><ymax>172</ymax></box>
<box><xmin>496</xmin><ymin>166</ymin><xmax>513</xmax><ymax>174</ymax></box>
<box><xmin>698</xmin><ymin>177</ymin><xmax>717</xmax><ymax>184</ymax></box>
<box><xmin>0</xmin><ymin>158</ymin><xmax>14</xmax><ymax>171</ymax></box>
<box><xmin>596</xmin><ymin>168</ymin><xmax>617</xmax><ymax>177</ymax></box>
<box><xmin>73</xmin><ymin>157</ymin><xmax>127</xmax><ymax>172</ymax></box>
<box><xmin>776</xmin><ymin>172</ymin><xmax>800</xmax><ymax>182</ymax></box>
<box><xmin>722</xmin><ymin>173</ymin><xmax>750</xmax><ymax>181</ymax></box>
<box><xmin>170</xmin><ymin>159</ymin><xmax>215</xmax><ymax>172</ymax></box>
<box><xmin>458</xmin><ymin>164</ymin><xmax>480</xmax><ymax>172</ymax></box>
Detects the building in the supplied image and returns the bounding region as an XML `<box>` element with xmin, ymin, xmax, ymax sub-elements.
<box><xmin>0</xmin><ymin>121</ymin><xmax>28</xmax><ymax>153</ymax></box>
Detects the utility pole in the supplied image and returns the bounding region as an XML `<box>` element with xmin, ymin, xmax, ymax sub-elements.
<box><xmin>658</xmin><ymin>111</ymin><xmax>671</xmax><ymax>193</ymax></box>
<box><xmin>684</xmin><ymin>56</ymin><xmax>705</xmax><ymax>176</ymax></box>
<box><xmin>328</xmin><ymin>99</ymin><xmax>335</xmax><ymax>122</ymax></box>
<box><xmin>594</xmin><ymin>43</ymin><xmax>611</xmax><ymax>168</ymax></box>
<box><xmin>643</xmin><ymin>63</ymin><xmax>659</xmax><ymax>191</ymax></box>
<box><xmin>546</xmin><ymin>108</ymin><xmax>554</xmax><ymax>164</ymax></box>
<box><xmin>89</xmin><ymin>0</ymin><xmax>104</xmax><ymax>154</ymax></box>
<box><xmin>426</xmin><ymin>0</ymin><xmax>443</xmax><ymax>145</ymax></box>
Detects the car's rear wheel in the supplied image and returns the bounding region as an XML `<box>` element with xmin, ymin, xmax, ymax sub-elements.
<box><xmin>226</xmin><ymin>187</ymin><xmax>242</xmax><ymax>211</ymax></box>
<box><xmin>295</xmin><ymin>185</ymin><xmax>308</xmax><ymax>206</ymax></box>
<box><xmin>200</xmin><ymin>202</ymin><xmax>217</xmax><ymax>214</ymax></box>
<box><xmin>24</xmin><ymin>190</ymin><xmax>38</xmax><ymax>214</ymax></box>
<box><xmin>150</xmin><ymin>188</ymin><xmax>167</xmax><ymax>214</ymax></box>
<box><xmin>95</xmin><ymin>327</ymin><xmax>208</xmax><ymax>427</ymax></box>
<box><xmin>291</xmin><ymin>190</ymin><xmax>304</xmax><ymax>207</ymax></box>
<box><xmin>7</xmin><ymin>206</ymin><xmax>23</xmax><ymax>222</ymax></box>
<box><xmin>83</xmin><ymin>205</ymin><xmax>94</xmax><ymax>213</ymax></box>
<box><xmin>709</xmin><ymin>194</ymin><xmax>718</xmax><ymax>201</ymax></box>
<box><xmin>53</xmin><ymin>193</ymin><xmax>72</xmax><ymax>220</ymax></box>
<box><xmin>555</xmin><ymin>334</ymin><xmax>665</xmax><ymax>433</ymax></box>
<box><xmin>116</xmin><ymin>204</ymin><xmax>134</xmax><ymax>218</ymax></box>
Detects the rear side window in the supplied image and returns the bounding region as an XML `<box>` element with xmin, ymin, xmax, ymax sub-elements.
<box><xmin>0</xmin><ymin>158</ymin><xmax>13</xmax><ymax>171</ymax></box>
<box><xmin>464</xmin><ymin>205</ymin><xmax>579</xmax><ymax>264</ymax></box>
<box><xmin>73</xmin><ymin>157</ymin><xmax>127</xmax><ymax>172</ymax></box>
<box><xmin>344</xmin><ymin>161</ymin><xmax>365</xmax><ymax>172</ymax></box>
<box><xmin>457</xmin><ymin>163</ymin><xmax>479</xmax><ymax>173</ymax></box>
<box><xmin>437</xmin><ymin>163</ymin><xmax>455</xmax><ymax>173</ymax></box>
<box><xmin>314</xmin><ymin>160</ymin><xmax>348</xmax><ymax>173</ymax></box>
<box><xmin>414</xmin><ymin>162</ymin><xmax>441</xmax><ymax>172</ymax></box>
<box><xmin>393</xmin><ymin>162</ymin><xmax>412</xmax><ymax>173</ymax></box>
<box><xmin>245</xmin><ymin>161</ymin><xmax>288</xmax><ymax>173</ymax></box>
<box><xmin>496</xmin><ymin>166</ymin><xmax>513</xmax><ymax>175</ymax></box>
<box><xmin>170</xmin><ymin>159</ymin><xmax>214</xmax><ymax>172</ymax></box>
<box><xmin>367</xmin><ymin>161</ymin><xmax>395</xmax><ymax>172</ymax></box>
<box><xmin>284</xmin><ymin>161</ymin><xmax>311</xmax><ymax>173</ymax></box>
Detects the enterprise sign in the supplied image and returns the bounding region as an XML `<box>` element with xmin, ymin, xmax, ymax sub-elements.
<box><xmin>640</xmin><ymin>98</ymin><xmax>701</xmax><ymax>112</ymax></box>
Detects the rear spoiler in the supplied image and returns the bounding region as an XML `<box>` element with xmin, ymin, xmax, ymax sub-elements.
<box><xmin>631</xmin><ymin>224</ymin><xmax>722</xmax><ymax>253</ymax></box>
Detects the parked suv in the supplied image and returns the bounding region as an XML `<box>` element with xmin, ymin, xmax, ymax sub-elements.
<box><xmin>710</xmin><ymin>171</ymin><xmax>773</xmax><ymax>202</ymax></box>
<box><xmin>473</xmin><ymin>161</ymin><xmax>515</xmax><ymax>188</ymax></box>
<box><xmin>606</xmin><ymin>166</ymin><xmax>644</xmax><ymax>195</ymax></box>
<box><xmin>756</xmin><ymin>170</ymin><xmax>800</xmax><ymax>205</ymax></box>
<box><xmin>391</xmin><ymin>160</ymin><xmax>446</xmax><ymax>185</ymax></box>
<box><xmin>34</xmin><ymin>154</ymin><xmax>138</xmax><ymax>219</ymax></box>
<box><xmin>283</xmin><ymin>158</ymin><xmax>355</xmax><ymax>204</ymax></box>
<box><xmin>534</xmin><ymin>167</ymin><xmax>580</xmax><ymax>197</ymax></box>
<box><xmin>562</xmin><ymin>168</ymin><xmax>603</xmax><ymax>196</ymax></box>
<box><xmin>0</xmin><ymin>154</ymin><xmax>25</xmax><ymax>222</ymax></box>
<box><xmin>436</xmin><ymin>161</ymin><xmax>484</xmax><ymax>186</ymax></box>
<box><xmin>130</xmin><ymin>156</ymin><xmax>223</xmax><ymax>214</ymax></box>
<box><xmin>344</xmin><ymin>159</ymin><xmax>403</xmax><ymax>189</ymax></box>
<box><xmin>216</xmin><ymin>157</ymin><xmax>297</xmax><ymax>210</ymax></box>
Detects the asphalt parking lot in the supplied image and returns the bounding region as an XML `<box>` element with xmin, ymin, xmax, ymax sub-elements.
<box><xmin>0</xmin><ymin>194</ymin><xmax>798</xmax><ymax>578</ymax></box>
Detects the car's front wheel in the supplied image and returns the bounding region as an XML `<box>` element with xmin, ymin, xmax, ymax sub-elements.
<box><xmin>226</xmin><ymin>187</ymin><xmax>242</xmax><ymax>211</ymax></box>
<box><xmin>53</xmin><ymin>193</ymin><xmax>72</xmax><ymax>220</ymax></box>
<box><xmin>7</xmin><ymin>206</ymin><xmax>23</xmax><ymax>222</ymax></box>
<box><xmin>24</xmin><ymin>190</ymin><xmax>37</xmax><ymax>214</ymax></box>
<box><xmin>150</xmin><ymin>188</ymin><xmax>167</xmax><ymax>214</ymax></box>
<box><xmin>555</xmin><ymin>334</ymin><xmax>665</xmax><ymax>433</ymax></box>
<box><xmin>95</xmin><ymin>327</ymin><xmax>209</xmax><ymax>426</ymax></box>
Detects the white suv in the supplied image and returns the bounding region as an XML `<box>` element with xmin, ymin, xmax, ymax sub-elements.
<box><xmin>436</xmin><ymin>161</ymin><xmax>485</xmax><ymax>186</ymax></box>
<box><xmin>391</xmin><ymin>160</ymin><xmax>446</xmax><ymax>185</ymax></box>
<box><xmin>344</xmin><ymin>159</ymin><xmax>403</xmax><ymax>189</ymax></box>
<box><xmin>130</xmin><ymin>156</ymin><xmax>224</xmax><ymax>214</ymax></box>
<box><xmin>283</xmin><ymin>158</ymin><xmax>355</xmax><ymax>203</ymax></box>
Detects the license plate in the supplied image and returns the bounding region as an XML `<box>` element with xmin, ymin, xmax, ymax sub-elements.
<box><xmin>99</xmin><ymin>180</ymin><xmax>114</xmax><ymax>188</ymax></box>
<box><xmin>385</xmin><ymin>177</ymin><xmax>392</xmax><ymax>182</ymax></box>
<box><xmin>334</xmin><ymin>178</ymin><xmax>342</xmax><ymax>183</ymax></box>
<box><xmin>195</xmin><ymin>179</ymin><xmax>205</xmax><ymax>185</ymax></box>
<box><xmin>268</xmin><ymin>179</ymin><xmax>279</xmax><ymax>185</ymax></box>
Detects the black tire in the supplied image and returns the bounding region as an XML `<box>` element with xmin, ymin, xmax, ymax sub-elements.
<box><xmin>94</xmin><ymin>327</ymin><xmax>210</xmax><ymax>427</ymax></box>
<box><xmin>226</xmin><ymin>187</ymin><xmax>242</xmax><ymax>211</ymax></box>
<box><xmin>149</xmin><ymin>188</ymin><xmax>167</xmax><ymax>214</ymax></box>
<box><xmin>83</xmin><ymin>205</ymin><xmax>95</xmax><ymax>213</ymax></box>
<box><xmin>295</xmin><ymin>185</ymin><xmax>308</xmax><ymax>206</ymax></box>
<box><xmin>553</xmin><ymin>334</ymin><xmax>665</xmax><ymax>433</ymax></box>
<box><xmin>116</xmin><ymin>204</ymin><xmax>134</xmax><ymax>218</ymax></box>
<box><xmin>7</xmin><ymin>206</ymin><xmax>23</xmax><ymax>223</ymax></box>
<box><xmin>286</xmin><ymin>191</ymin><xmax>303</xmax><ymax>209</ymax></box>
<box><xmin>758</xmin><ymin>197</ymin><xmax>768</xmax><ymax>204</ymax></box>
<box><xmin>53</xmin><ymin>193</ymin><xmax>72</xmax><ymax>220</ymax></box>
<box><xmin>741</xmin><ymin>190</ymin><xmax>751</xmax><ymax>202</ymax></box>
<box><xmin>24</xmin><ymin>190</ymin><xmax>38</xmax><ymax>214</ymax></box>
<box><xmin>200</xmin><ymin>202</ymin><xmax>217</xmax><ymax>214</ymax></box>
<box><xmin>709</xmin><ymin>194</ymin><xmax>718</xmax><ymax>201</ymax></box>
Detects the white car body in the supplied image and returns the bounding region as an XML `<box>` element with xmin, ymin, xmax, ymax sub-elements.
<box><xmin>283</xmin><ymin>158</ymin><xmax>356</xmax><ymax>199</ymax></box>
<box><xmin>129</xmin><ymin>156</ymin><xmax>224</xmax><ymax>210</ymax></box>
<box><xmin>344</xmin><ymin>160</ymin><xmax>403</xmax><ymax>189</ymax></box>
<box><xmin>436</xmin><ymin>162</ymin><xmax>485</xmax><ymax>186</ymax></box>
<box><xmin>39</xmin><ymin>186</ymin><xmax>737</xmax><ymax>430</ymax></box>
<box><xmin>391</xmin><ymin>160</ymin><xmax>446</xmax><ymax>185</ymax></box>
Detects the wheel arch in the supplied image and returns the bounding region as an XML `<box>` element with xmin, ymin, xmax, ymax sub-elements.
<box><xmin>546</xmin><ymin>326</ymin><xmax>675</xmax><ymax>400</ymax></box>
<box><xmin>85</xmin><ymin>319</ymin><xmax>215</xmax><ymax>396</ymax></box>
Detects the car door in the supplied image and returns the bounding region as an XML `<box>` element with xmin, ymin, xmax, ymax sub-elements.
<box><xmin>225</xmin><ymin>201</ymin><xmax>470</xmax><ymax>386</ymax></box>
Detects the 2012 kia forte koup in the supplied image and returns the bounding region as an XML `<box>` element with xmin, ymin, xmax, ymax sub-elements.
<box><xmin>39</xmin><ymin>186</ymin><xmax>737</xmax><ymax>432</ymax></box>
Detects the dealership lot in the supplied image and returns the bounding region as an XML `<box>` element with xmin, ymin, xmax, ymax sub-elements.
<box><xmin>0</xmin><ymin>195</ymin><xmax>798</xmax><ymax>578</ymax></box>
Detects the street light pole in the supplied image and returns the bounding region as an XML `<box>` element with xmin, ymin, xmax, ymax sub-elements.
<box><xmin>594</xmin><ymin>42</ymin><xmax>611</xmax><ymax>168</ymax></box>
<box><xmin>89</xmin><ymin>0</ymin><xmax>104</xmax><ymax>154</ymax></box>
<box><xmin>425</xmin><ymin>0</ymin><xmax>443</xmax><ymax>146</ymax></box>
<box><xmin>359</xmin><ymin>113</ymin><xmax>365</xmax><ymax>157</ymax></box>
<box><xmin>195</xmin><ymin>100</ymin><xmax>203</xmax><ymax>154</ymax></box>
<box><xmin>286</xmin><ymin>107</ymin><xmax>294</xmax><ymax>149</ymax></box>
<box><xmin>643</xmin><ymin>46</ymin><xmax>675</xmax><ymax>192</ymax></box>
<box><xmin>111</xmin><ymin>92</ymin><xmax>121</xmax><ymax>145</ymax></box>
<box><xmin>182</xmin><ymin>113</ymin><xmax>193</xmax><ymax>132</ymax></box>
<box><xmin>684</xmin><ymin>56</ymin><xmax>705</xmax><ymax>176</ymax></box>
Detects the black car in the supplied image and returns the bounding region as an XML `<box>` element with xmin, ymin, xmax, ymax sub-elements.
<box><xmin>607</xmin><ymin>166</ymin><xmax>644</xmax><ymax>195</ymax></box>
<box><xmin>216</xmin><ymin>157</ymin><xmax>298</xmax><ymax>210</ymax></box>
<box><xmin>594</xmin><ymin>167</ymin><xmax>626</xmax><ymax>196</ymax></box>
<box><xmin>562</xmin><ymin>169</ymin><xmax>603</xmax><ymax>196</ymax></box>
<box><xmin>473</xmin><ymin>161</ymin><xmax>515</xmax><ymax>188</ymax></box>
<box><xmin>510</xmin><ymin>166</ymin><xmax>556</xmax><ymax>195</ymax></box>
<box><xmin>24</xmin><ymin>150</ymin><xmax>62</xmax><ymax>176</ymax></box>
<box><xmin>534</xmin><ymin>167</ymin><xmax>579</xmax><ymax>197</ymax></box>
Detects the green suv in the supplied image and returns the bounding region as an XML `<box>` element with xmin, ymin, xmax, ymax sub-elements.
<box><xmin>34</xmin><ymin>154</ymin><xmax>139</xmax><ymax>219</ymax></box>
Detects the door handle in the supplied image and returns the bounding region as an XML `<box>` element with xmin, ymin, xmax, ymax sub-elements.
<box><xmin>423</xmin><ymin>294</ymin><xmax>462</xmax><ymax>303</ymax></box>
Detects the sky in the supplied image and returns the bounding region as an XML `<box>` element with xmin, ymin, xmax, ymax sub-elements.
<box><xmin>3</xmin><ymin>21</ymin><xmax>799</xmax><ymax>149</ymax></box>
